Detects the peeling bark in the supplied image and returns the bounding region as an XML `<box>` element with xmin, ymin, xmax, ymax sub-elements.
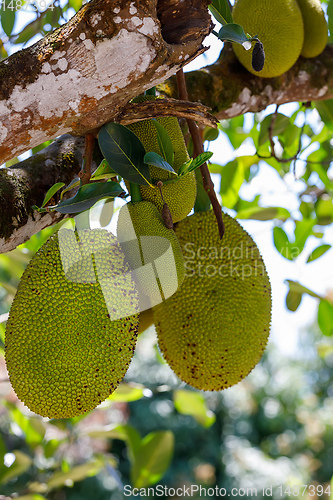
<box><xmin>0</xmin><ymin>0</ymin><xmax>212</xmax><ymax>165</ymax></box>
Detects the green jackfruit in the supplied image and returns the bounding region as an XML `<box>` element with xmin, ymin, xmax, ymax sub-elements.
<box><xmin>5</xmin><ymin>229</ymin><xmax>139</xmax><ymax>419</ymax></box>
<box><xmin>126</xmin><ymin>96</ymin><xmax>196</xmax><ymax>223</ymax></box>
<box><xmin>295</xmin><ymin>0</ymin><xmax>328</xmax><ymax>57</ymax></box>
<box><xmin>117</xmin><ymin>201</ymin><xmax>185</xmax><ymax>308</ymax></box>
<box><xmin>233</xmin><ymin>0</ymin><xmax>304</xmax><ymax>77</ymax></box>
<box><xmin>153</xmin><ymin>211</ymin><xmax>271</xmax><ymax>391</ymax></box>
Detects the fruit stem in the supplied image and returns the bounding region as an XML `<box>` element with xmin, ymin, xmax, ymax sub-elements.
<box><xmin>176</xmin><ymin>69</ymin><xmax>225</xmax><ymax>239</ymax></box>
<box><xmin>129</xmin><ymin>182</ymin><xmax>142</xmax><ymax>203</ymax></box>
<box><xmin>79</xmin><ymin>134</ymin><xmax>95</xmax><ymax>185</ymax></box>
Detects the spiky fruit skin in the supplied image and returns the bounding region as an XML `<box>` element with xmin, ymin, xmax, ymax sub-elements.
<box><xmin>117</xmin><ymin>201</ymin><xmax>185</xmax><ymax>307</ymax></box>
<box><xmin>233</xmin><ymin>0</ymin><xmax>304</xmax><ymax>77</ymax></box>
<box><xmin>295</xmin><ymin>0</ymin><xmax>328</xmax><ymax>57</ymax></box>
<box><xmin>126</xmin><ymin>96</ymin><xmax>196</xmax><ymax>223</ymax></box>
<box><xmin>153</xmin><ymin>211</ymin><xmax>271</xmax><ymax>391</ymax></box>
<box><xmin>5</xmin><ymin>229</ymin><xmax>139</xmax><ymax>419</ymax></box>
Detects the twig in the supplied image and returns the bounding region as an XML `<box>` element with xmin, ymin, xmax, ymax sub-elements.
<box><xmin>79</xmin><ymin>134</ymin><xmax>95</xmax><ymax>185</ymax></box>
<box><xmin>176</xmin><ymin>69</ymin><xmax>224</xmax><ymax>239</ymax></box>
<box><xmin>117</xmin><ymin>98</ymin><xmax>218</xmax><ymax>129</ymax></box>
<box><xmin>257</xmin><ymin>104</ymin><xmax>307</xmax><ymax>176</ymax></box>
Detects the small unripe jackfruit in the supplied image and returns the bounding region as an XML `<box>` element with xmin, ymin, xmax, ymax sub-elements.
<box><xmin>126</xmin><ymin>96</ymin><xmax>196</xmax><ymax>223</ymax></box>
<box><xmin>5</xmin><ymin>229</ymin><xmax>139</xmax><ymax>419</ymax></box>
<box><xmin>233</xmin><ymin>0</ymin><xmax>304</xmax><ymax>77</ymax></box>
<box><xmin>117</xmin><ymin>201</ymin><xmax>185</xmax><ymax>308</ymax></box>
<box><xmin>153</xmin><ymin>211</ymin><xmax>271</xmax><ymax>391</ymax></box>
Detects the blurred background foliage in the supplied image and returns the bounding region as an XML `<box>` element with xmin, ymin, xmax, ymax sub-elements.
<box><xmin>1</xmin><ymin>0</ymin><xmax>333</xmax><ymax>498</ymax></box>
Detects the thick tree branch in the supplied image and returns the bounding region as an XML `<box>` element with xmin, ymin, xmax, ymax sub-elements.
<box><xmin>0</xmin><ymin>135</ymin><xmax>97</xmax><ymax>253</ymax></box>
<box><xmin>165</xmin><ymin>44</ymin><xmax>333</xmax><ymax>118</ymax></box>
<box><xmin>0</xmin><ymin>0</ymin><xmax>212</xmax><ymax>165</ymax></box>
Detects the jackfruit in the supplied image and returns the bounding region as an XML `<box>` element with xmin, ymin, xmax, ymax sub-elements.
<box><xmin>295</xmin><ymin>0</ymin><xmax>328</xmax><ymax>57</ymax></box>
<box><xmin>233</xmin><ymin>0</ymin><xmax>304</xmax><ymax>77</ymax></box>
<box><xmin>117</xmin><ymin>201</ymin><xmax>185</xmax><ymax>309</ymax></box>
<box><xmin>153</xmin><ymin>211</ymin><xmax>271</xmax><ymax>391</ymax></box>
<box><xmin>5</xmin><ymin>228</ymin><xmax>139</xmax><ymax>419</ymax></box>
<box><xmin>126</xmin><ymin>96</ymin><xmax>196</xmax><ymax>223</ymax></box>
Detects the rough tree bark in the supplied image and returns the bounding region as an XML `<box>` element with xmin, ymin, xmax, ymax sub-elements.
<box><xmin>0</xmin><ymin>0</ymin><xmax>212</xmax><ymax>165</ymax></box>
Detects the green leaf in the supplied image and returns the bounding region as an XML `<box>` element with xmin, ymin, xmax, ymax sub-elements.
<box><xmin>286</xmin><ymin>290</ymin><xmax>302</xmax><ymax>312</ymax></box>
<box><xmin>109</xmin><ymin>383</ymin><xmax>146</xmax><ymax>403</ymax></box>
<box><xmin>318</xmin><ymin>300</ymin><xmax>333</xmax><ymax>337</ymax></box>
<box><xmin>143</xmin><ymin>152</ymin><xmax>176</xmax><ymax>174</ymax></box>
<box><xmin>51</xmin><ymin>181</ymin><xmax>124</xmax><ymax>214</ymax></box>
<box><xmin>174</xmin><ymin>389</ymin><xmax>216</xmax><ymax>428</ymax></box>
<box><xmin>41</xmin><ymin>182</ymin><xmax>65</xmax><ymax>208</ymax></box>
<box><xmin>315</xmin><ymin>197</ymin><xmax>333</xmax><ymax>225</ymax></box>
<box><xmin>151</xmin><ymin>119</ymin><xmax>174</xmax><ymax>166</ymax></box>
<box><xmin>0</xmin><ymin>280</ymin><xmax>17</xmax><ymax>295</ymax></box>
<box><xmin>69</xmin><ymin>0</ymin><xmax>84</xmax><ymax>11</ymax></box>
<box><xmin>91</xmin><ymin>159</ymin><xmax>116</xmax><ymax>181</ymax></box>
<box><xmin>217</xmin><ymin>23</ymin><xmax>254</xmax><ymax>46</ymax></box>
<box><xmin>258</xmin><ymin>113</ymin><xmax>290</xmax><ymax>147</ymax></box>
<box><xmin>87</xmin><ymin>424</ymin><xmax>141</xmax><ymax>463</ymax></box>
<box><xmin>237</xmin><ymin>206</ymin><xmax>290</xmax><ymax>221</ymax></box>
<box><xmin>208</xmin><ymin>0</ymin><xmax>233</xmax><ymax>25</ymax></box>
<box><xmin>98</xmin><ymin>122</ymin><xmax>151</xmax><ymax>185</ymax></box>
<box><xmin>1</xmin><ymin>9</ymin><xmax>16</xmax><ymax>37</ymax></box>
<box><xmin>0</xmin><ymin>450</ymin><xmax>32</xmax><ymax>485</ymax></box>
<box><xmin>219</xmin><ymin>156</ymin><xmax>254</xmax><ymax>209</ymax></box>
<box><xmin>0</xmin><ymin>435</ymin><xmax>6</xmax><ymax>463</ymax></box>
<box><xmin>273</xmin><ymin>227</ymin><xmax>293</xmax><ymax>260</ymax></box>
<box><xmin>43</xmin><ymin>439</ymin><xmax>62</xmax><ymax>459</ymax></box>
<box><xmin>15</xmin><ymin>495</ymin><xmax>46</xmax><ymax>500</ymax></box>
<box><xmin>294</xmin><ymin>218</ymin><xmax>315</xmax><ymax>253</ymax></box>
<box><xmin>285</xmin><ymin>280</ymin><xmax>323</xmax><ymax>300</ymax></box>
<box><xmin>7</xmin><ymin>403</ymin><xmax>45</xmax><ymax>448</ymax></box>
<box><xmin>13</xmin><ymin>17</ymin><xmax>42</xmax><ymax>45</ymax></box>
<box><xmin>178</xmin><ymin>159</ymin><xmax>193</xmax><ymax>176</ymax></box>
<box><xmin>315</xmin><ymin>100</ymin><xmax>333</xmax><ymax>131</ymax></box>
<box><xmin>131</xmin><ymin>431</ymin><xmax>174</xmax><ymax>488</ymax></box>
<box><xmin>47</xmin><ymin>459</ymin><xmax>103</xmax><ymax>490</ymax></box>
<box><xmin>186</xmin><ymin>152</ymin><xmax>213</xmax><ymax>173</ymax></box>
<box><xmin>306</xmin><ymin>244</ymin><xmax>331</xmax><ymax>263</ymax></box>
<box><xmin>59</xmin><ymin>177</ymin><xmax>80</xmax><ymax>199</ymax></box>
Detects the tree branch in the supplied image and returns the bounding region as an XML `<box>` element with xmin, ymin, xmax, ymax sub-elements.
<box><xmin>165</xmin><ymin>44</ymin><xmax>333</xmax><ymax>119</ymax></box>
<box><xmin>0</xmin><ymin>135</ymin><xmax>98</xmax><ymax>253</ymax></box>
<box><xmin>0</xmin><ymin>0</ymin><xmax>212</xmax><ymax>165</ymax></box>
